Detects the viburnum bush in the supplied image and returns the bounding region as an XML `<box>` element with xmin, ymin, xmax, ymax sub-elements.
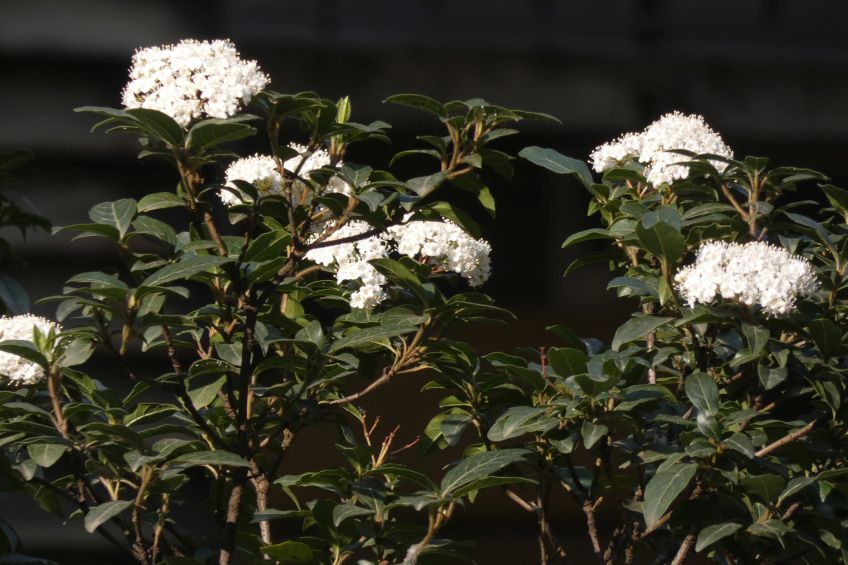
<box><xmin>0</xmin><ymin>38</ymin><xmax>846</xmax><ymax>565</ymax></box>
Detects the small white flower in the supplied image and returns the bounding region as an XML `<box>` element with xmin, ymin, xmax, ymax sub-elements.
<box><xmin>0</xmin><ymin>315</ymin><xmax>60</xmax><ymax>386</ymax></box>
<box><xmin>284</xmin><ymin>143</ymin><xmax>351</xmax><ymax>196</ymax></box>
<box><xmin>122</xmin><ymin>39</ymin><xmax>269</xmax><ymax>128</ymax></box>
<box><xmin>675</xmin><ymin>241</ymin><xmax>818</xmax><ymax>316</ymax></box>
<box><xmin>387</xmin><ymin>220</ymin><xmax>492</xmax><ymax>287</ymax></box>
<box><xmin>222</xmin><ymin>154</ymin><xmax>283</xmax><ymax>205</ymax></box>
<box><xmin>304</xmin><ymin>221</ymin><xmax>390</xmax><ymax>310</ymax></box>
<box><xmin>590</xmin><ymin>112</ymin><xmax>733</xmax><ymax>186</ymax></box>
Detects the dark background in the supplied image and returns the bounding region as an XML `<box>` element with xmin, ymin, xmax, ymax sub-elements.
<box><xmin>2</xmin><ymin>1</ymin><xmax>848</xmax><ymax>563</ymax></box>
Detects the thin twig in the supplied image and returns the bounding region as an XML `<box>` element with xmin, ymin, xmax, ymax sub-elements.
<box><xmin>755</xmin><ymin>420</ymin><xmax>817</xmax><ymax>458</ymax></box>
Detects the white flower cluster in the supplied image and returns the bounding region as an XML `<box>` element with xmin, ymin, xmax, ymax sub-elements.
<box><xmin>122</xmin><ymin>39</ymin><xmax>269</xmax><ymax>127</ymax></box>
<box><xmin>387</xmin><ymin>220</ymin><xmax>492</xmax><ymax>287</ymax></box>
<box><xmin>284</xmin><ymin>143</ymin><xmax>351</xmax><ymax>196</ymax></box>
<box><xmin>305</xmin><ymin>221</ymin><xmax>390</xmax><ymax>310</ymax></box>
<box><xmin>0</xmin><ymin>315</ymin><xmax>59</xmax><ymax>386</ymax></box>
<box><xmin>222</xmin><ymin>155</ymin><xmax>283</xmax><ymax>206</ymax></box>
<box><xmin>304</xmin><ymin>218</ymin><xmax>493</xmax><ymax>310</ymax></box>
<box><xmin>221</xmin><ymin>144</ymin><xmax>350</xmax><ymax>206</ymax></box>
<box><xmin>590</xmin><ymin>112</ymin><xmax>733</xmax><ymax>186</ymax></box>
<box><xmin>675</xmin><ymin>241</ymin><xmax>818</xmax><ymax>316</ymax></box>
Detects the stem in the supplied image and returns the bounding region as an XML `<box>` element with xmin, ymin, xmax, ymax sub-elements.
<box><xmin>670</xmin><ymin>531</ymin><xmax>696</xmax><ymax>565</ymax></box>
<box><xmin>755</xmin><ymin>419</ymin><xmax>817</xmax><ymax>457</ymax></box>
<box><xmin>583</xmin><ymin>499</ymin><xmax>603</xmax><ymax>563</ymax></box>
<box><xmin>219</xmin><ymin>470</ymin><xmax>247</xmax><ymax>565</ymax></box>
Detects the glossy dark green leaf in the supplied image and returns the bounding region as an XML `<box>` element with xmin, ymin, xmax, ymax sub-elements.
<box><xmin>137</xmin><ymin>192</ymin><xmax>185</xmax><ymax>213</ymax></box>
<box><xmin>142</xmin><ymin>256</ymin><xmax>233</xmax><ymax>287</ymax></box>
<box><xmin>581</xmin><ymin>421</ymin><xmax>608</xmax><ymax>449</ymax></box>
<box><xmin>741</xmin><ymin>474</ymin><xmax>785</xmax><ymax>503</ymax></box>
<box><xmin>695</xmin><ymin>522</ymin><xmax>742</xmax><ymax>552</ymax></box>
<box><xmin>26</xmin><ymin>443</ymin><xmax>66</xmax><ymax>468</ymax></box>
<box><xmin>684</xmin><ymin>372</ymin><xmax>720</xmax><ymax>417</ymax></box>
<box><xmin>84</xmin><ymin>500</ymin><xmax>132</xmax><ymax>533</ymax></box>
<box><xmin>170</xmin><ymin>450</ymin><xmax>250</xmax><ymax>468</ymax></box>
<box><xmin>125</xmin><ymin>108</ymin><xmax>185</xmax><ymax>146</ymax></box>
<box><xmin>518</xmin><ymin>146</ymin><xmax>592</xmax><ymax>188</ymax></box>
<box><xmin>643</xmin><ymin>463</ymin><xmax>697</xmax><ymax>529</ymax></box>
<box><xmin>260</xmin><ymin>541</ymin><xmax>314</xmax><ymax>564</ymax></box>
<box><xmin>611</xmin><ymin>315</ymin><xmax>673</xmax><ymax>351</ymax></box>
<box><xmin>384</xmin><ymin>93</ymin><xmax>447</xmax><ymax>117</ymax></box>
<box><xmin>88</xmin><ymin>199</ymin><xmax>137</xmax><ymax>239</ymax></box>
<box><xmin>0</xmin><ymin>275</ymin><xmax>29</xmax><ymax>314</ymax></box>
<box><xmin>440</xmin><ymin>448</ymin><xmax>528</xmax><ymax>496</ymax></box>
<box><xmin>487</xmin><ymin>406</ymin><xmax>556</xmax><ymax>442</ymax></box>
<box><xmin>186</xmin><ymin>118</ymin><xmax>256</xmax><ymax>151</ymax></box>
<box><xmin>547</xmin><ymin>347</ymin><xmax>587</xmax><ymax>377</ymax></box>
<box><xmin>808</xmin><ymin>318</ymin><xmax>843</xmax><ymax>358</ymax></box>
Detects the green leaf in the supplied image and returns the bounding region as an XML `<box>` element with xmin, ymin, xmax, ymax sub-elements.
<box><xmin>448</xmin><ymin>475</ymin><xmax>536</xmax><ymax>499</ymax></box>
<box><xmin>808</xmin><ymin>318</ymin><xmax>843</xmax><ymax>358</ymax></box>
<box><xmin>742</xmin><ymin>323</ymin><xmax>770</xmax><ymax>357</ymax></box>
<box><xmin>440</xmin><ymin>448</ymin><xmax>528</xmax><ymax>496</ymax></box>
<box><xmin>384</xmin><ymin>93</ymin><xmax>447</xmax><ymax>118</ymax></box>
<box><xmin>635</xmin><ymin>219</ymin><xmax>684</xmax><ymax>264</ymax></box>
<box><xmin>724</xmin><ymin>433</ymin><xmax>754</xmax><ymax>458</ymax></box>
<box><xmin>611</xmin><ymin>315</ymin><xmax>673</xmax><ymax>351</ymax></box>
<box><xmin>581</xmin><ymin>421</ymin><xmax>608</xmax><ymax>449</ymax></box>
<box><xmin>84</xmin><ymin>500</ymin><xmax>132</xmax><ymax>533</ymax></box>
<box><xmin>428</xmin><ymin>201</ymin><xmax>481</xmax><ymax>238</ymax></box>
<box><xmin>138</xmin><ymin>192</ymin><xmax>185</xmax><ymax>213</ymax></box>
<box><xmin>260</xmin><ymin>541</ymin><xmax>314</xmax><ymax>564</ymax></box>
<box><xmin>487</xmin><ymin>406</ymin><xmax>556</xmax><ymax>442</ymax></box>
<box><xmin>0</xmin><ymin>340</ymin><xmax>47</xmax><ymax>368</ymax></box>
<box><xmin>822</xmin><ymin>184</ymin><xmax>848</xmax><ymax>222</ymax></box>
<box><xmin>547</xmin><ymin>347</ymin><xmax>587</xmax><ymax>377</ymax></box>
<box><xmin>643</xmin><ymin>463</ymin><xmax>697</xmax><ymax>529</ymax></box>
<box><xmin>186</xmin><ymin>373</ymin><xmax>226</xmax><ymax>408</ymax></box>
<box><xmin>186</xmin><ymin>118</ymin><xmax>256</xmax><ymax>151</ymax></box>
<box><xmin>758</xmin><ymin>365</ymin><xmax>787</xmax><ymax>391</ymax></box>
<box><xmin>777</xmin><ymin>476</ymin><xmax>815</xmax><ymax>506</ymax></box>
<box><xmin>329</xmin><ymin>309</ymin><xmax>423</xmax><ymax>353</ymax></box>
<box><xmin>170</xmin><ymin>450</ymin><xmax>250</xmax><ymax>468</ymax></box>
<box><xmin>407</xmin><ymin>171</ymin><xmax>447</xmax><ymax>198</ymax></box>
<box><xmin>27</xmin><ymin>443</ymin><xmax>67</xmax><ymax>468</ymax></box>
<box><xmin>369</xmin><ymin>258</ymin><xmax>427</xmax><ymax>302</ymax></box>
<box><xmin>518</xmin><ymin>146</ymin><xmax>593</xmax><ymax>188</ymax></box>
<box><xmin>53</xmin><ymin>223</ymin><xmax>120</xmax><ymax>241</ymax></box>
<box><xmin>742</xmin><ymin>474</ymin><xmax>785</xmax><ymax>503</ymax></box>
<box><xmin>124</xmin><ymin>108</ymin><xmax>185</xmax><ymax>146</ymax></box>
<box><xmin>251</xmin><ymin>509</ymin><xmax>310</xmax><ymax>523</ymax></box>
<box><xmin>142</xmin><ymin>256</ymin><xmax>233</xmax><ymax>287</ymax></box>
<box><xmin>88</xmin><ymin>199</ymin><xmax>137</xmax><ymax>239</ymax></box>
<box><xmin>332</xmin><ymin>504</ymin><xmax>373</xmax><ymax>527</ymax></box>
<box><xmin>0</xmin><ymin>275</ymin><xmax>29</xmax><ymax>314</ymax></box>
<box><xmin>695</xmin><ymin>522</ymin><xmax>742</xmax><ymax>552</ymax></box>
<box><xmin>684</xmin><ymin>372</ymin><xmax>720</xmax><ymax>416</ymax></box>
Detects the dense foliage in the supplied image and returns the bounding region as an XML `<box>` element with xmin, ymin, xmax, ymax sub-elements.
<box><xmin>0</xmin><ymin>39</ymin><xmax>846</xmax><ymax>565</ymax></box>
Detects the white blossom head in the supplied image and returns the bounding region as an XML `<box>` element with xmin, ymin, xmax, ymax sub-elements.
<box><xmin>222</xmin><ymin>154</ymin><xmax>283</xmax><ymax>206</ymax></box>
<box><xmin>122</xmin><ymin>39</ymin><xmax>269</xmax><ymax>128</ymax></box>
<box><xmin>387</xmin><ymin>219</ymin><xmax>492</xmax><ymax>287</ymax></box>
<box><xmin>590</xmin><ymin>112</ymin><xmax>733</xmax><ymax>187</ymax></box>
<box><xmin>284</xmin><ymin>143</ymin><xmax>351</xmax><ymax>196</ymax></box>
<box><xmin>0</xmin><ymin>315</ymin><xmax>60</xmax><ymax>386</ymax></box>
<box><xmin>304</xmin><ymin>221</ymin><xmax>389</xmax><ymax>310</ymax></box>
<box><xmin>675</xmin><ymin>241</ymin><xmax>818</xmax><ymax>316</ymax></box>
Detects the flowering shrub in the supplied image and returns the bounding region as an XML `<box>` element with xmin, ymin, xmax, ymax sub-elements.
<box><xmin>1</xmin><ymin>39</ymin><xmax>847</xmax><ymax>565</ymax></box>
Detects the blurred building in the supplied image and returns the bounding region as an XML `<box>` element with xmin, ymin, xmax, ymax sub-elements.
<box><xmin>1</xmin><ymin>1</ymin><xmax>847</xmax><ymax>562</ymax></box>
